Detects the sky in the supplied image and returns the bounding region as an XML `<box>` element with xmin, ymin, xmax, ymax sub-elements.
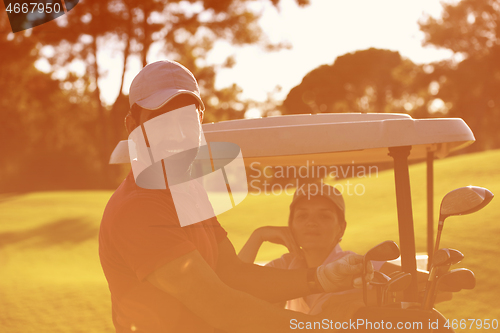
<box><xmin>43</xmin><ymin>0</ymin><xmax>456</xmax><ymax>115</ymax></box>
<box><xmin>206</xmin><ymin>0</ymin><xmax>454</xmax><ymax>105</ymax></box>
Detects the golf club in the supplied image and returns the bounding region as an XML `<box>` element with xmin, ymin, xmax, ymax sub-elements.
<box><xmin>371</xmin><ymin>271</ymin><xmax>391</xmax><ymax>306</ymax></box>
<box><xmin>433</xmin><ymin>186</ymin><xmax>493</xmax><ymax>254</ymax></box>
<box><xmin>363</xmin><ymin>241</ymin><xmax>400</xmax><ymax>306</ymax></box>
<box><xmin>422</xmin><ymin>248</ymin><xmax>464</xmax><ymax>310</ymax></box>
<box><xmin>372</xmin><ymin>270</ymin><xmax>391</xmax><ymax>283</ymax></box>
<box><xmin>435</xmin><ymin>248</ymin><xmax>464</xmax><ymax>277</ymax></box>
<box><xmin>388</xmin><ymin>271</ymin><xmax>410</xmax><ymax>279</ymax></box>
<box><xmin>428</xmin><ymin>268</ymin><xmax>475</xmax><ymax>309</ymax></box>
<box><xmin>437</xmin><ymin>268</ymin><xmax>476</xmax><ymax>292</ymax></box>
<box><xmin>382</xmin><ymin>272</ymin><xmax>412</xmax><ymax>305</ymax></box>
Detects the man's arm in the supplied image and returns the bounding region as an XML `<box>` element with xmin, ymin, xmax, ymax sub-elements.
<box><xmin>218</xmin><ymin>238</ymin><xmax>353</xmax><ymax>303</ymax></box>
<box><xmin>147</xmin><ymin>249</ymin><xmax>315</xmax><ymax>333</ymax></box>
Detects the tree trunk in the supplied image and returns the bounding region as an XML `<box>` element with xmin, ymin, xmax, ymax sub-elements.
<box><xmin>92</xmin><ymin>35</ymin><xmax>109</xmax><ymax>187</ymax></box>
<box><xmin>109</xmin><ymin>11</ymin><xmax>132</xmax><ymax>151</ymax></box>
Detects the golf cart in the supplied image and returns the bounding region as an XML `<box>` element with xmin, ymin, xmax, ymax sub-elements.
<box><xmin>110</xmin><ymin>112</ymin><xmax>493</xmax><ymax>331</ymax></box>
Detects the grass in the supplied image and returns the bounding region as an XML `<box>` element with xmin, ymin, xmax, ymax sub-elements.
<box><xmin>1</xmin><ymin>149</ymin><xmax>499</xmax><ymax>332</ymax></box>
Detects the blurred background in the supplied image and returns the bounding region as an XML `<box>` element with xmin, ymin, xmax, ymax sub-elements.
<box><xmin>2</xmin><ymin>0</ymin><xmax>500</xmax><ymax>192</ymax></box>
<box><xmin>1</xmin><ymin>0</ymin><xmax>499</xmax><ymax>332</ymax></box>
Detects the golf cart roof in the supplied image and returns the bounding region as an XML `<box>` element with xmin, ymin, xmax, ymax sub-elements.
<box><xmin>110</xmin><ymin>113</ymin><xmax>475</xmax><ymax>165</ymax></box>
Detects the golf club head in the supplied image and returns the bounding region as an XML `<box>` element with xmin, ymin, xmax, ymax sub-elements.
<box><xmin>383</xmin><ymin>273</ymin><xmax>412</xmax><ymax>305</ymax></box>
<box><xmin>434</xmin><ymin>187</ymin><xmax>493</xmax><ymax>254</ymax></box>
<box><xmin>435</xmin><ymin>264</ymin><xmax>451</xmax><ymax>278</ymax></box>
<box><xmin>371</xmin><ymin>271</ymin><xmax>391</xmax><ymax>306</ymax></box>
<box><xmin>437</xmin><ymin>268</ymin><xmax>476</xmax><ymax>292</ymax></box>
<box><xmin>387</xmin><ymin>273</ymin><xmax>412</xmax><ymax>293</ymax></box>
<box><xmin>432</xmin><ymin>248</ymin><xmax>451</xmax><ymax>267</ymax></box>
<box><xmin>365</xmin><ymin>241</ymin><xmax>400</xmax><ymax>262</ymax></box>
<box><xmin>433</xmin><ymin>248</ymin><xmax>464</xmax><ymax>268</ymax></box>
<box><xmin>363</xmin><ymin>241</ymin><xmax>399</xmax><ymax>306</ymax></box>
<box><xmin>388</xmin><ymin>271</ymin><xmax>406</xmax><ymax>279</ymax></box>
<box><xmin>371</xmin><ymin>271</ymin><xmax>391</xmax><ymax>285</ymax></box>
<box><xmin>422</xmin><ymin>248</ymin><xmax>465</xmax><ymax>311</ymax></box>
<box><xmin>439</xmin><ymin>186</ymin><xmax>494</xmax><ymax>221</ymax></box>
<box><xmin>445</xmin><ymin>248</ymin><xmax>464</xmax><ymax>265</ymax></box>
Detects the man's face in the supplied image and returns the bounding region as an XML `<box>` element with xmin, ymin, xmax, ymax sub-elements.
<box><xmin>126</xmin><ymin>94</ymin><xmax>203</xmax><ymax>138</ymax></box>
<box><xmin>128</xmin><ymin>94</ymin><xmax>204</xmax><ymax>158</ymax></box>
<box><xmin>291</xmin><ymin>196</ymin><xmax>344</xmax><ymax>252</ymax></box>
<box><xmin>127</xmin><ymin>94</ymin><xmax>204</xmax><ymax>183</ymax></box>
<box><xmin>137</xmin><ymin>94</ymin><xmax>203</xmax><ymax>131</ymax></box>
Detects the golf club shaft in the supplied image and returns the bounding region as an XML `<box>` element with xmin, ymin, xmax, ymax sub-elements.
<box><xmin>422</xmin><ymin>267</ymin><xmax>438</xmax><ymax>310</ymax></box>
<box><xmin>425</xmin><ymin>220</ymin><xmax>446</xmax><ymax>310</ymax></box>
<box><xmin>429</xmin><ymin>281</ymin><xmax>442</xmax><ymax>310</ymax></box>
<box><xmin>382</xmin><ymin>287</ymin><xmax>389</xmax><ymax>305</ymax></box>
<box><xmin>433</xmin><ymin>220</ymin><xmax>444</xmax><ymax>254</ymax></box>
<box><xmin>362</xmin><ymin>258</ymin><xmax>368</xmax><ymax>306</ymax></box>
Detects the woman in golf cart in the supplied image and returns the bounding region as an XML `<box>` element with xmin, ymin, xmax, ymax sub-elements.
<box><xmin>239</xmin><ymin>183</ymin><xmax>391</xmax><ymax>314</ymax></box>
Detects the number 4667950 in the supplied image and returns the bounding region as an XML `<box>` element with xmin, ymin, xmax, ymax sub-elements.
<box><xmin>6</xmin><ymin>2</ymin><xmax>62</xmax><ymax>14</ymax></box>
<box><xmin>445</xmin><ymin>319</ymin><xmax>498</xmax><ymax>330</ymax></box>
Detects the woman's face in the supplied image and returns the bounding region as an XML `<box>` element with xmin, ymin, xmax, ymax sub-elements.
<box><xmin>291</xmin><ymin>196</ymin><xmax>344</xmax><ymax>252</ymax></box>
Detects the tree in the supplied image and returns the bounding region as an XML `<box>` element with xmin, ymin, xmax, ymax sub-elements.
<box><xmin>420</xmin><ymin>0</ymin><xmax>500</xmax><ymax>58</ymax></box>
<box><xmin>282</xmin><ymin>48</ymin><xmax>423</xmax><ymax>115</ymax></box>
<box><xmin>0</xmin><ymin>15</ymin><xmax>101</xmax><ymax>192</ymax></box>
<box><xmin>419</xmin><ymin>0</ymin><xmax>500</xmax><ymax>150</ymax></box>
<box><xmin>2</xmin><ymin>0</ymin><xmax>310</xmax><ymax>189</ymax></box>
<box><xmin>25</xmin><ymin>0</ymin><xmax>310</xmax><ymax>187</ymax></box>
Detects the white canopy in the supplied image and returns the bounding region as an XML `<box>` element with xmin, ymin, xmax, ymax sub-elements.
<box><xmin>110</xmin><ymin>113</ymin><xmax>475</xmax><ymax>166</ymax></box>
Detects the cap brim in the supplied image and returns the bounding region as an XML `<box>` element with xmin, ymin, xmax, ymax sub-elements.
<box><xmin>135</xmin><ymin>88</ymin><xmax>205</xmax><ymax>111</ymax></box>
<box><xmin>290</xmin><ymin>191</ymin><xmax>345</xmax><ymax>215</ymax></box>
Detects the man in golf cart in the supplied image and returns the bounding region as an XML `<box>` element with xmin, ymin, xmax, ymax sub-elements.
<box><xmin>99</xmin><ymin>60</ymin><xmax>374</xmax><ymax>333</ymax></box>
<box><xmin>239</xmin><ymin>183</ymin><xmax>449</xmax><ymax>313</ymax></box>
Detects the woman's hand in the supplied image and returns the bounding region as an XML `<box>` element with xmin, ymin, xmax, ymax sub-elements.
<box><xmin>254</xmin><ymin>226</ymin><xmax>301</xmax><ymax>255</ymax></box>
<box><xmin>238</xmin><ymin>226</ymin><xmax>301</xmax><ymax>263</ymax></box>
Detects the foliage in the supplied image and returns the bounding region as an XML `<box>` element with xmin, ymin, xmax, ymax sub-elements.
<box><xmin>282</xmin><ymin>0</ymin><xmax>500</xmax><ymax>151</ymax></box>
<box><xmin>1</xmin><ymin>0</ymin><xmax>309</xmax><ymax>191</ymax></box>
<box><xmin>419</xmin><ymin>0</ymin><xmax>500</xmax><ymax>150</ymax></box>
<box><xmin>420</xmin><ymin>0</ymin><xmax>500</xmax><ymax>57</ymax></box>
<box><xmin>0</xmin><ymin>19</ymin><xmax>104</xmax><ymax>192</ymax></box>
<box><xmin>28</xmin><ymin>0</ymin><xmax>309</xmax><ymax>177</ymax></box>
<box><xmin>282</xmin><ymin>48</ymin><xmax>428</xmax><ymax>115</ymax></box>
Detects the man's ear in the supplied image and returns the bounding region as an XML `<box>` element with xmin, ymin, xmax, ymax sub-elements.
<box><xmin>125</xmin><ymin>113</ymin><xmax>138</xmax><ymax>134</ymax></box>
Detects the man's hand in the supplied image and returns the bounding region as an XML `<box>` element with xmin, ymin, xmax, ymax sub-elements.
<box><xmin>316</xmin><ymin>254</ymin><xmax>374</xmax><ymax>293</ymax></box>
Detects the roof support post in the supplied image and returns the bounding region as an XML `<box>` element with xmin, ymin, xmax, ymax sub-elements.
<box><xmin>427</xmin><ymin>151</ymin><xmax>434</xmax><ymax>271</ymax></box>
<box><xmin>389</xmin><ymin>146</ymin><xmax>418</xmax><ymax>302</ymax></box>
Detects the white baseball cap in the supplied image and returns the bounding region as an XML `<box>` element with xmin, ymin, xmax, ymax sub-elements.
<box><xmin>129</xmin><ymin>60</ymin><xmax>205</xmax><ymax>111</ymax></box>
<box><xmin>289</xmin><ymin>183</ymin><xmax>346</xmax><ymax>222</ymax></box>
